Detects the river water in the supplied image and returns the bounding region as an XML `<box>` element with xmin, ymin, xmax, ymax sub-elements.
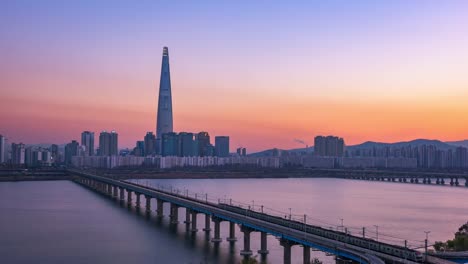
<box><xmin>0</xmin><ymin>178</ymin><xmax>467</xmax><ymax>264</ymax></box>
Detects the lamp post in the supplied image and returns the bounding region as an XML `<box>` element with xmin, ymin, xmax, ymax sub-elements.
<box><xmin>424</xmin><ymin>231</ymin><xmax>431</xmax><ymax>261</ymax></box>
<box><xmin>289</xmin><ymin>208</ymin><xmax>292</xmax><ymax>220</ymax></box>
<box><xmin>374</xmin><ymin>225</ymin><xmax>379</xmax><ymax>241</ymax></box>
<box><xmin>340</xmin><ymin>218</ymin><xmax>344</xmax><ymax>232</ymax></box>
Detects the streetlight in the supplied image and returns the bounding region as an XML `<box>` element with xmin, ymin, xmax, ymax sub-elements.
<box><xmin>340</xmin><ymin>218</ymin><xmax>344</xmax><ymax>232</ymax></box>
<box><xmin>374</xmin><ymin>225</ymin><xmax>379</xmax><ymax>241</ymax></box>
<box><xmin>424</xmin><ymin>231</ymin><xmax>431</xmax><ymax>261</ymax></box>
<box><xmin>289</xmin><ymin>208</ymin><xmax>292</xmax><ymax>220</ymax></box>
<box><xmin>252</xmin><ymin>200</ymin><xmax>255</xmax><ymax>211</ymax></box>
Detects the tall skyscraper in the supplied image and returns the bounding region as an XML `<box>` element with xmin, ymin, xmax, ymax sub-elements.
<box><xmin>144</xmin><ymin>132</ymin><xmax>156</xmax><ymax>156</ymax></box>
<box><xmin>161</xmin><ymin>132</ymin><xmax>178</xmax><ymax>157</ymax></box>
<box><xmin>196</xmin><ymin>132</ymin><xmax>211</xmax><ymax>157</ymax></box>
<box><xmin>81</xmin><ymin>131</ymin><xmax>95</xmax><ymax>156</ymax></box>
<box><xmin>11</xmin><ymin>143</ymin><xmax>26</xmax><ymax>165</ymax></box>
<box><xmin>156</xmin><ymin>47</ymin><xmax>174</xmax><ymax>153</ymax></box>
<box><xmin>65</xmin><ymin>140</ymin><xmax>79</xmax><ymax>165</ymax></box>
<box><xmin>215</xmin><ymin>136</ymin><xmax>230</xmax><ymax>157</ymax></box>
<box><xmin>0</xmin><ymin>135</ymin><xmax>5</xmax><ymax>163</ymax></box>
<box><xmin>99</xmin><ymin>131</ymin><xmax>118</xmax><ymax>156</ymax></box>
<box><xmin>178</xmin><ymin>132</ymin><xmax>197</xmax><ymax>157</ymax></box>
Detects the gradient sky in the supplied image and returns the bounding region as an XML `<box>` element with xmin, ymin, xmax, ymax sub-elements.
<box><xmin>2</xmin><ymin>1</ymin><xmax>468</xmax><ymax>152</ymax></box>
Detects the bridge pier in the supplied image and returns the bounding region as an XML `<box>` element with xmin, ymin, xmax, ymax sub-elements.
<box><xmin>119</xmin><ymin>187</ymin><xmax>124</xmax><ymax>204</ymax></box>
<box><xmin>211</xmin><ymin>217</ymin><xmax>222</xmax><ymax>243</ymax></box>
<box><xmin>184</xmin><ymin>208</ymin><xmax>191</xmax><ymax>224</ymax></box>
<box><xmin>203</xmin><ymin>214</ymin><xmax>211</xmax><ymax>231</ymax></box>
<box><xmin>113</xmin><ymin>185</ymin><xmax>118</xmax><ymax>199</ymax></box>
<box><xmin>135</xmin><ymin>193</ymin><xmax>141</xmax><ymax>209</ymax></box>
<box><xmin>157</xmin><ymin>199</ymin><xmax>164</xmax><ymax>217</ymax></box>
<box><xmin>169</xmin><ymin>203</ymin><xmax>179</xmax><ymax>224</ymax></box>
<box><xmin>145</xmin><ymin>195</ymin><xmax>151</xmax><ymax>215</ymax></box>
<box><xmin>107</xmin><ymin>184</ymin><xmax>112</xmax><ymax>196</ymax></box>
<box><xmin>280</xmin><ymin>238</ymin><xmax>296</xmax><ymax>264</ymax></box>
<box><xmin>436</xmin><ymin>178</ymin><xmax>440</xmax><ymax>184</ymax></box>
<box><xmin>126</xmin><ymin>190</ymin><xmax>132</xmax><ymax>207</ymax></box>
<box><xmin>240</xmin><ymin>225</ymin><xmax>254</xmax><ymax>257</ymax></box>
<box><xmin>450</xmin><ymin>178</ymin><xmax>454</xmax><ymax>186</ymax></box>
<box><xmin>427</xmin><ymin>178</ymin><xmax>432</xmax><ymax>184</ymax></box>
<box><xmin>226</xmin><ymin>221</ymin><xmax>237</xmax><ymax>242</ymax></box>
<box><xmin>303</xmin><ymin>245</ymin><xmax>311</xmax><ymax>264</ymax></box>
<box><xmin>455</xmin><ymin>178</ymin><xmax>459</xmax><ymax>186</ymax></box>
<box><xmin>258</xmin><ymin>231</ymin><xmax>269</xmax><ymax>255</ymax></box>
<box><xmin>190</xmin><ymin>210</ymin><xmax>198</xmax><ymax>232</ymax></box>
<box><xmin>465</xmin><ymin>178</ymin><xmax>468</xmax><ymax>187</ymax></box>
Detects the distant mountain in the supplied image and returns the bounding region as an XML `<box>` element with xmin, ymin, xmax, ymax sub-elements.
<box><xmin>248</xmin><ymin>147</ymin><xmax>313</xmax><ymax>157</ymax></box>
<box><xmin>250</xmin><ymin>139</ymin><xmax>462</xmax><ymax>157</ymax></box>
<box><xmin>349</xmin><ymin>139</ymin><xmax>456</xmax><ymax>150</ymax></box>
<box><xmin>446</xmin><ymin>140</ymin><xmax>468</xmax><ymax>148</ymax></box>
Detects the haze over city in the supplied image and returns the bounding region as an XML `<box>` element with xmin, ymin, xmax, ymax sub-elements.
<box><xmin>2</xmin><ymin>1</ymin><xmax>468</xmax><ymax>152</ymax></box>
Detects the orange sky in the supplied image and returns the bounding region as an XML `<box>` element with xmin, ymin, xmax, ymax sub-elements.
<box><xmin>2</xmin><ymin>1</ymin><xmax>468</xmax><ymax>152</ymax></box>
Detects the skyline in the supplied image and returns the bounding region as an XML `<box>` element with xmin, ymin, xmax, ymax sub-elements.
<box><xmin>2</xmin><ymin>1</ymin><xmax>468</xmax><ymax>152</ymax></box>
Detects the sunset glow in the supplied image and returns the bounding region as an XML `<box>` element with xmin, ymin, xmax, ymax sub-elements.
<box><xmin>2</xmin><ymin>1</ymin><xmax>468</xmax><ymax>151</ymax></box>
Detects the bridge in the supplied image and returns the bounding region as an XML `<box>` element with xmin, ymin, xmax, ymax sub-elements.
<box><xmin>67</xmin><ymin>169</ymin><xmax>456</xmax><ymax>264</ymax></box>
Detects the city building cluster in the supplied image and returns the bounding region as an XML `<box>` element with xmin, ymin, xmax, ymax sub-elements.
<box><xmin>2</xmin><ymin>47</ymin><xmax>467</xmax><ymax>172</ymax></box>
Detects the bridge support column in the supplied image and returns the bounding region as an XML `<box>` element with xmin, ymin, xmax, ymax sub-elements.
<box><xmin>465</xmin><ymin>178</ymin><xmax>468</xmax><ymax>187</ymax></box>
<box><xmin>280</xmin><ymin>238</ymin><xmax>296</xmax><ymax>264</ymax></box>
<box><xmin>113</xmin><ymin>186</ymin><xmax>118</xmax><ymax>199</ymax></box>
<box><xmin>240</xmin><ymin>225</ymin><xmax>254</xmax><ymax>257</ymax></box>
<box><xmin>135</xmin><ymin>193</ymin><xmax>141</xmax><ymax>209</ymax></box>
<box><xmin>191</xmin><ymin>211</ymin><xmax>198</xmax><ymax>232</ymax></box>
<box><xmin>455</xmin><ymin>178</ymin><xmax>459</xmax><ymax>186</ymax></box>
<box><xmin>303</xmin><ymin>245</ymin><xmax>311</xmax><ymax>264</ymax></box>
<box><xmin>119</xmin><ymin>187</ymin><xmax>124</xmax><ymax>204</ymax></box>
<box><xmin>227</xmin><ymin>221</ymin><xmax>237</xmax><ymax>242</ymax></box>
<box><xmin>157</xmin><ymin>200</ymin><xmax>164</xmax><ymax>217</ymax></box>
<box><xmin>126</xmin><ymin>190</ymin><xmax>132</xmax><ymax>206</ymax></box>
<box><xmin>427</xmin><ymin>178</ymin><xmax>432</xmax><ymax>184</ymax></box>
<box><xmin>450</xmin><ymin>178</ymin><xmax>454</xmax><ymax>186</ymax></box>
<box><xmin>107</xmin><ymin>184</ymin><xmax>112</xmax><ymax>196</ymax></box>
<box><xmin>145</xmin><ymin>195</ymin><xmax>151</xmax><ymax>215</ymax></box>
<box><xmin>258</xmin><ymin>231</ymin><xmax>269</xmax><ymax>255</ymax></box>
<box><xmin>170</xmin><ymin>203</ymin><xmax>179</xmax><ymax>224</ymax></box>
<box><xmin>203</xmin><ymin>214</ymin><xmax>211</xmax><ymax>231</ymax></box>
<box><xmin>184</xmin><ymin>208</ymin><xmax>191</xmax><ymax>224</ymax></box>
<box><xmin>211</xmin><ymin>217</ymin><xmax>222</xmax><ymax>243</ymax></box>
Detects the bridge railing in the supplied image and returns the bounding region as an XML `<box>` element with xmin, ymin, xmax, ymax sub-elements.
<box><xmin>126</xmin><ymin>179</ymin><xmax>426</xmax><ymax>249</ymax></box>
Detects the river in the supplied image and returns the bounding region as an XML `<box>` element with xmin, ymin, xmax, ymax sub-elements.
<box><xmin>0</xmin><ymin>178</ymin><xmax>467</xmax><ymax>264</ymax></box>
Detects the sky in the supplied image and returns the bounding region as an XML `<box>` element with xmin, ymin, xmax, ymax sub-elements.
<box><xmin>1</xmin><ymin>1</ymin><xmax>468</xmax><ymax>152</ymax></box>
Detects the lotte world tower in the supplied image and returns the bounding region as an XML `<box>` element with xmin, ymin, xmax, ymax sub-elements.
<box><xmin>156</xmin><ymin>47</ymin><xmax>173</xmax><ymax>153</ymax></box>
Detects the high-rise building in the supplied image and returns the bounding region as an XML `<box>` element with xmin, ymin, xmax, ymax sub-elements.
<box><xmin>51</xmin><ymin>144</ymin><xmax>59</xmax><ymax>163</ymax></box>
<box><xmin>314</xmin><ymin>136</ymin><xmax>345</xmax><ymax>157</ymax></box>
<box><xmin>144</xmin><ymin>132</ymin><xmax>156</xmax><ymax>156</ymax></box>
<box><xmin>196</xmin><ymin>132</ymin><xmax>211</xmax><ymax>157</ymax></box>
<box><xmin>133</xmin><ymin>141</ymin><xmax>145</xmax><ymax>156</ymax></box>
<box><xmin>110</xmin><ymin>131</ymin><xmax>118</xmax><ymax>156</ymax></box>
<box><xmin>65</xmin><ymin>140</ymin><xmax>79</xmax><ymax>165</ymax></box>
<box><xmin>0</xmin><ymin>135</ymin><xmax>4</xmax><ymax>163</ymax></box>
<box><xmin>178</xmin><ymin>132</ymin><xmax>197</xmax><ymax>157</ymax></box>
<box><xmin>156</xmin><ymin>47</ymin><xmax>174</xmax><ymax>153</ymax></box>
<box><xmin>11</xmin><ymin>143</ymin><xmax>26</xmax><ymax>165</ymax></box>
<box><xmin>99</xmin><ymin>131</ymin><xmax>118</xmax><ymax>156</ymax></box>
<box><xmin>215</xmin><ymin>136</ymin><xmax>230</xmax><ymax>157</ymax></box>
<box><xmin>81</xmin><ymin>131</ymin><xmax>95</xmax><ymax>156</ymax></box>
<box><xmin>161</xmin><ymin>132</ymin><xmax>178</xmax><ymax>156</ymax></box>
<box><xmin>25</xmin><ymin>147</ymin><xmax>33</xmax><ymax>166</ymax></box>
